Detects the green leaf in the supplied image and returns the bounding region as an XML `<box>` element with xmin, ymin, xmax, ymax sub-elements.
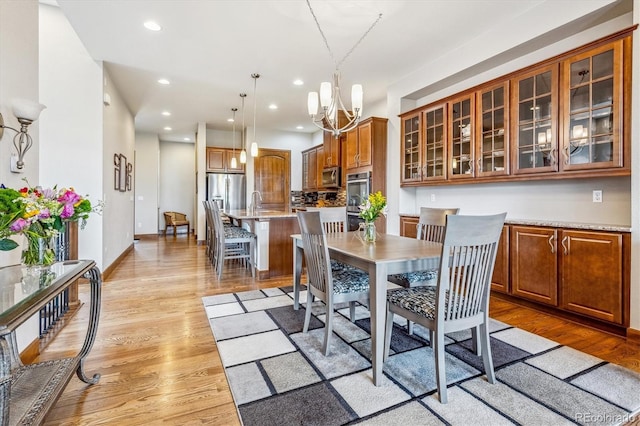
<box><xmin>0</xmin><ymin>238</ymin><xmax>19</xmax><ymax>251</ymax></box>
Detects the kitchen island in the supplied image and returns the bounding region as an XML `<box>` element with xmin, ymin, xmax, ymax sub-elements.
<box><xmin>225</xmin><ymin>209</ymin><xmax>299</xmax><ymax>280</ymax></box>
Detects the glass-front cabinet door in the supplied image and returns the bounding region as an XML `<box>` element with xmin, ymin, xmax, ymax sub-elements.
<box><xmin>401</xmin><ymin>112</ymin><xmax>422</xmax><ymax>183</ymax></box>
<box><xmin>511</xmin><ymin>64</ymin><xmax>558</xmax><ymax>174</ymax></box>
<box><xmin>423</xmin><ymin>104</ymin><xmax>447</xmax><ymax>181</ymax></box>
<box><xmin>476</xmin><ymin>82</ymin><xmax>509</xmax><ymax>177</ymax></box>
<box><xmin>560</xmin><ymin>40</ymin><xmax>622</xmax><ymax>171</ymax></box>
<box><xmin>448</xmin><ymin>95</ymin><xmax>474</xmax><ymax>180</ymax></box>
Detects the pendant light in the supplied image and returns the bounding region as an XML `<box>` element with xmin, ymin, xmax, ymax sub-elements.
<box><xmin>250</xmin><ymin>73</ymin><xmax>260</xmax><ymax>157</ymax></box>
<box><xmin>239</xmin><ymin>93</ymin><xmax>247</xmax><ymax>164</ymax></box>
<box><xmin>230</xmin><ymin>107</ymin><xmax>238</xmax><ymax>169</ymax></box>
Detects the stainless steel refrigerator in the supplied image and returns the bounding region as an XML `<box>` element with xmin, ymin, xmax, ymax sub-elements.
<box><xmin>206</xmin><ymin>173</ymin><xmax>246</xmax><ymax>211</ymax></box>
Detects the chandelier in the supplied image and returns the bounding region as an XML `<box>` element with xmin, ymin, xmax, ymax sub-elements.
<box><xmin>306</xmin><ymin>0</ymin><xmax>382</xmax><ymax>136</ymax></box>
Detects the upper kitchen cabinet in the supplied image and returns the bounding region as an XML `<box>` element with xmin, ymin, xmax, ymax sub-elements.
<box><xmin>400</xmin><ymin>112</ymin><xmax>422</xmax><ymax>183</ymax></box>
<box><xmin>560</xmin><ymin>40</ymin><xmax>625</xmax><ymax>171</ymax></box>
<box><xmin>206</xmin><ymin>147</ymin><xmax>245</xmax><ymax>173</ymax></box>
<box><xmin>301</xmin><ymin>146</ymin><xmax>318</xmax><ymax>191</ymax></box>
<box><xmin>511</xmin><ymin>64</ymin><xmax>559</xmax><ymax>175</ymax></box>
<box><xmin>400</xmin><ymin>105</ymin><xmax>447</xmax><ymax>184</ymax></box>
<box><xmin>323</xmin><ymin>131</ymin><xmax>341</xmax><ymax>168</ymax></box>
<box><xmin>345</xmin><ymin>117</ymin><xmax>387</xmax><ymax>172</ymax></box>
<box><xmin>448</xmin><ymin>94</ymin><xmax>475</xmax><ymax>180</ymax></box>
<box><xmin>476</xmin><ymin>82</ymin><xmax>509</xmax><ymax>177</ymax></box>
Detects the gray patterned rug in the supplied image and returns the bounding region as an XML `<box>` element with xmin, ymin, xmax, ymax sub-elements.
<box><xmin>203</xmin><ymin>286</ymin><xmax>640</xmax><ymax>425</ymax></box>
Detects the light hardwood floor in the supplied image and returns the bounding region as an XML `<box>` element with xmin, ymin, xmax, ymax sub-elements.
<box><xmin>39</xmin><ymin>234</ymin><xmax>640</xmax><ymax>425</ymax></box>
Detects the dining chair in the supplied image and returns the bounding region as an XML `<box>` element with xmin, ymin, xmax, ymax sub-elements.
<box><xmin>210</xmin><ymin>201</ymin><xmax>256</xmax><ymax>280</ymax></box>
<box><xmin>297</xmin><ymin>211</ymin><xmax>370</xmax><ymax>356</ymax></box>
<box><xmin>388</xmin><ymin>207</ymin><xmax>459</xmax><ymax>334</ymax></box>
<box><xmin>384</xmin><ymin>212</ymin><xmax>506</xmax><ymax>404</ymax></box>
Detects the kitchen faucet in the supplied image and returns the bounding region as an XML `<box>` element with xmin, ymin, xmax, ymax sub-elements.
<box><xmin>249</xmin><ymin>190</ymin><xmax>262</xmax><ymax>213</ymax></box>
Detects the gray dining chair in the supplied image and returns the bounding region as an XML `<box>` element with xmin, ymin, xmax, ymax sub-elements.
<box><xmin>297</xmin><ymin>211</ymin><xmax>370</xmax><ymax>356</ymax></box>
<box><xmin>384</xmin><ymin>212</ymin><xmax>506</xmax><ymax>404</ymax></box>
<box><xmin>388</xmin><ymin>207</ymin><xmax>459</xmax><ymax>334</ymax></box>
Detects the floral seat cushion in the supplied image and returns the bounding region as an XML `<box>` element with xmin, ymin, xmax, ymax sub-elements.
<box><xmin>330</xmin><ymin>259</ymin><xmax>357</xmax><ymax>272</ymax></box>
<box><xmin>388</xmin><ymin>269</ymin><xmax>438</xmax><ymax>287</ymax></box>
<box><xmin>332</xmin><ymin>267</ymin><xmax>369</xmax><ymax>294</ymax></box>
<box><xmin>223</xmin><ymin>225</ymin><xmax>255</xmax><ymax>239</ymax></box>
<box><xmin>386</xmin><ymin>286</ymin><xmax>458</xmax><ymax>320</ymax></box>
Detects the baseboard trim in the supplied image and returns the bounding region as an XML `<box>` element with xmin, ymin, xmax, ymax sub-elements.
<box><xmin>627</xmin><ymin>327</ymin><xmax>640</xmax><ymax>342</ymax></box>
<box><xmin>103</xmin><ymin>243</ymin><xmax>134</xmax><ymax>281</ymax></box>
<box><xmin>20</xmin><ymin>338</ymin><xmax>41</xmax><ymax>364</ymax></box>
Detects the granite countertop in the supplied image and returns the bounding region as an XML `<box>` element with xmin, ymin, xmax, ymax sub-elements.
<box><xmin>225</xmin><ymin>209</ymin><xmax>298</xmax><ymax>220</ymax></box>
<box><xmin>399</xmin><ymin>213</ymin><xmax>631</xmax><ymax>233</ymax></box>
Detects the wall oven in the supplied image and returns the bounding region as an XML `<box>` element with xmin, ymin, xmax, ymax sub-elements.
<box><xmin>346</xmin><ymin>171</ymin><xmax>371</xmax><ymax>231</ymax></box>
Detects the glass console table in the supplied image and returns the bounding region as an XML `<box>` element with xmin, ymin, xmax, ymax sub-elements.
<box><xmin>0</xmin><ymin>260</ymin><xmax>102</xmax><ymax>425</ymax></box>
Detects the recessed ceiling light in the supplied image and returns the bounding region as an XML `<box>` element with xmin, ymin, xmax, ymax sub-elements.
<box><xmin>157</xmin><ymin>78</ymin><xmax>170</xmax><ymax>85</ymax></box>
<box><xmin>293</xmin><ymin>79</ymin><xmax>304</xmax><ymax>86</ymax></box>
<box><xmin>269</xmin><ymin>104</ymin><xmax>278</xmax><ymax>110</ymax></box>
<box><xmin>144</xmin><ymin>21</ymin><xmax>162</xmax><ymax>31</ymax></box>
<box><xmin>162</xmin><ymin>111</ymin><xmax>171</xmax><ymax>116</ymax></box>
<box><xmin>227</xmin><ymin>118</ymin><xmax>234</xmax><ymax>122</ymax></box>
<box><xmin>164</xmin><ymin>127</ymin><xmax>172</xmax><ymax>131</ymax></box>
<box><xmin>296</xmin><ymin>125</ymin><xmax>304</xmax><ymax>130</ymax></box>
<box><xmin>183</xmin><ymin>137</ymin><xmax>190</xmax><ymax>141</ymax></box>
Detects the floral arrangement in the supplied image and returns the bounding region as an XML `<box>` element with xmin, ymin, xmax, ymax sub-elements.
<box><xmin>0</xmin><ymin>179</ymin><xmax>98</xmax><ymax>265</ymax></box>
<box><xmin>358</xmin><ymin>191</ymin><xmax>387</xmax><ymax>223</ymax></box>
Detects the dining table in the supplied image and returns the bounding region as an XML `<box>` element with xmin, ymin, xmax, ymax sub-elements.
<box><xmin>291</xmin><ymin>231</ymin><xmax>442</xmax><ymax>386</ymax></box>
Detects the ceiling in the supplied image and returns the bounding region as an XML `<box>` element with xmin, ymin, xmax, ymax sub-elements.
<box><xmin>53</xmin><ymin>0</ymin><xmax>605</xmax><ymax>143</ymax></box>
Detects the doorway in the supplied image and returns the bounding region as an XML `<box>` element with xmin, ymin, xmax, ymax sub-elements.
<box><xmin>254</xmin><ymin>148</ymin><xmax>291</xmax><ymax>210</ymax></box>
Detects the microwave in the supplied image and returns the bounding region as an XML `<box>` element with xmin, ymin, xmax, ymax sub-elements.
<box><xmin>321</xmin><ymin>166</ymin><xmax>341</xmax><ymax>188</ymax></box>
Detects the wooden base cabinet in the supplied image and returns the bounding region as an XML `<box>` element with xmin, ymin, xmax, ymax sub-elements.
<box><xmin>490</xmin><ymin>226</ymin><xmax>510</xmax><ymax>293</ymax></box>
<box><xmin>560</xmin><ymin>230</ymin><xmax>624</xmax><ymax>324</ymax></box>
<box><xmin>510</xmin><ymin>226</ymin><xmax>558</xmax><ymax>306</ymax></box>
<box><xmin>507</xmin><ymin>225</ymin><xmax>628</xmax><ymax>329</ymax></box>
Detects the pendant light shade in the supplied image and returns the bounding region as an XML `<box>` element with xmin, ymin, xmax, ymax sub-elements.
<box><xmin>250</xmin><ymin>73</ymin><xmax>260</xmax><ymax>158</ymax></box>
<box><xmin>230</xmin><ymin>107</ymin><xmax>238</xmax><ymax>169</ymax></box>
<box><xmin>239</xmin><ymin>93</ymin><xmax>247</xmax><ymax>164</ymax></box>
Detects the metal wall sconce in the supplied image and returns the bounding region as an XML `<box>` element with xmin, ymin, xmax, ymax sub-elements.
<box><xmin>0</xmin><ymin>99</ymin><xmax>46</xmax><ymax>171</ymax></box>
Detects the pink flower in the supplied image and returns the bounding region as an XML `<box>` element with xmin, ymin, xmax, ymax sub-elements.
<box><xmin>58</xmin><ymin>190</ymin><xmax>81</xmax><ymax>205</ymax></box>
<box><xmin>10</xmin><ymin>218</ymin><xmax>28</xmax><ymax>232</ymax></box>
<box><xmin>60</xmin><ymin>203</ymin><xmax>75</xmax><ymax>219</ymax></box>
<box><xmin>38</xmin><ymin>208</ymin><xmax>51</xmax><ymax>219</ymax></box>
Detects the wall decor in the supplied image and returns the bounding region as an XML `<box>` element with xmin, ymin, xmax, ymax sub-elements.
<box><xmin>114</xmin><ymin>153</ymin><xmax>129</xmax><ymax>192</ymax></box>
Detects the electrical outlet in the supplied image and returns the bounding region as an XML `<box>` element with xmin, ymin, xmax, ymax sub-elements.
<box><xmin>592</xmin><ymin>190</ymin><xmax>603</xmax><ymax>203</ymax></box>
<box><xmin>430</xmin><ymin>194</ymin><xmax>436</xmax><ymax>202</ymax></box>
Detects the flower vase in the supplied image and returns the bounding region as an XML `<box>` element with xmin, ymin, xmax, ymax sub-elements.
<box><xmin>362</xmin><ymin>221</ymin><xmax>377</xmax><ymax>243</ymax></box>
<box><xmin>22</xmin><ymin>234</ymin><xmax>55</xmax><ymax>271</ymax></box>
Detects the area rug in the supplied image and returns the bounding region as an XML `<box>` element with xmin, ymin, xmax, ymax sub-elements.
<box><xmin>203</xmin><ymin>286</ymin><xmax>640</xmax><ymax>425</ymax></box>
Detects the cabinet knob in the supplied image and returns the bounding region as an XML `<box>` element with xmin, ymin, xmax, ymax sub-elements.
<box><xmin>562</xmin><ymin>146</ymin><xmax>570</xmax><ymax>165</ymax></box>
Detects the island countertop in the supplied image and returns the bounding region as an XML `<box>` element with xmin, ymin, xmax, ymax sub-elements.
<box><xmin>225</xmin><ymin>209</ymin><xmax>298</xmax><ymax>220</ymax></box>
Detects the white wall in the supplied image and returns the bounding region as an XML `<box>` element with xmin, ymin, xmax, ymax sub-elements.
<box><xmin>102</xmin><ymin>70</ymin><xmax>135</xmax><ymax>267</ymax></box>
<box><xmin>159</xmin><ymin>141</ymin><xmax>195</xmax><ymax>233</ymax></box>
<box><xmin>39</xmin><ymin>3</ymin><xmax>104</xmax><ymax>269</ymax></box>
<box><xmin>134</xmin><ymin>132</ymin><xmax>160</xmax><ymax>235</ymax></box>
<box><xmin>0</xmin><ymin>0</ymin><xmax>40</xmax><ymax>353</ymax></box>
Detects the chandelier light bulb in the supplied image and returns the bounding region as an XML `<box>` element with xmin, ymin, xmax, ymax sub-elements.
<box><xmin>307</xmin><ymin>92</ymin><xmax>319</xmax><ymax>116</ymax></box>
<box><xmin>250</xmin><ymin>142</ymin><xmax>258</xmax><ymax>157</ymax></box>
<box><xmin>230</xmin><ymin>157</ymin><xmax>238</xmax><ymax>168</ymax></box>
<box><xmin>319</xmin><ymin>82</ymin><xmax>332</xmax><ymax>108</ymax></box>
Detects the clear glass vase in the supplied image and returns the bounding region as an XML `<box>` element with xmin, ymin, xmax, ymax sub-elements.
<box><xmin>22</xmin><ymin>234</ymin><xmax>56</xmax><ymax>268</ymax></box>
<box><xmin>362</xmin><ymin>221</ymin><xmax>377</xmax><ymax>243</ymax></box>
